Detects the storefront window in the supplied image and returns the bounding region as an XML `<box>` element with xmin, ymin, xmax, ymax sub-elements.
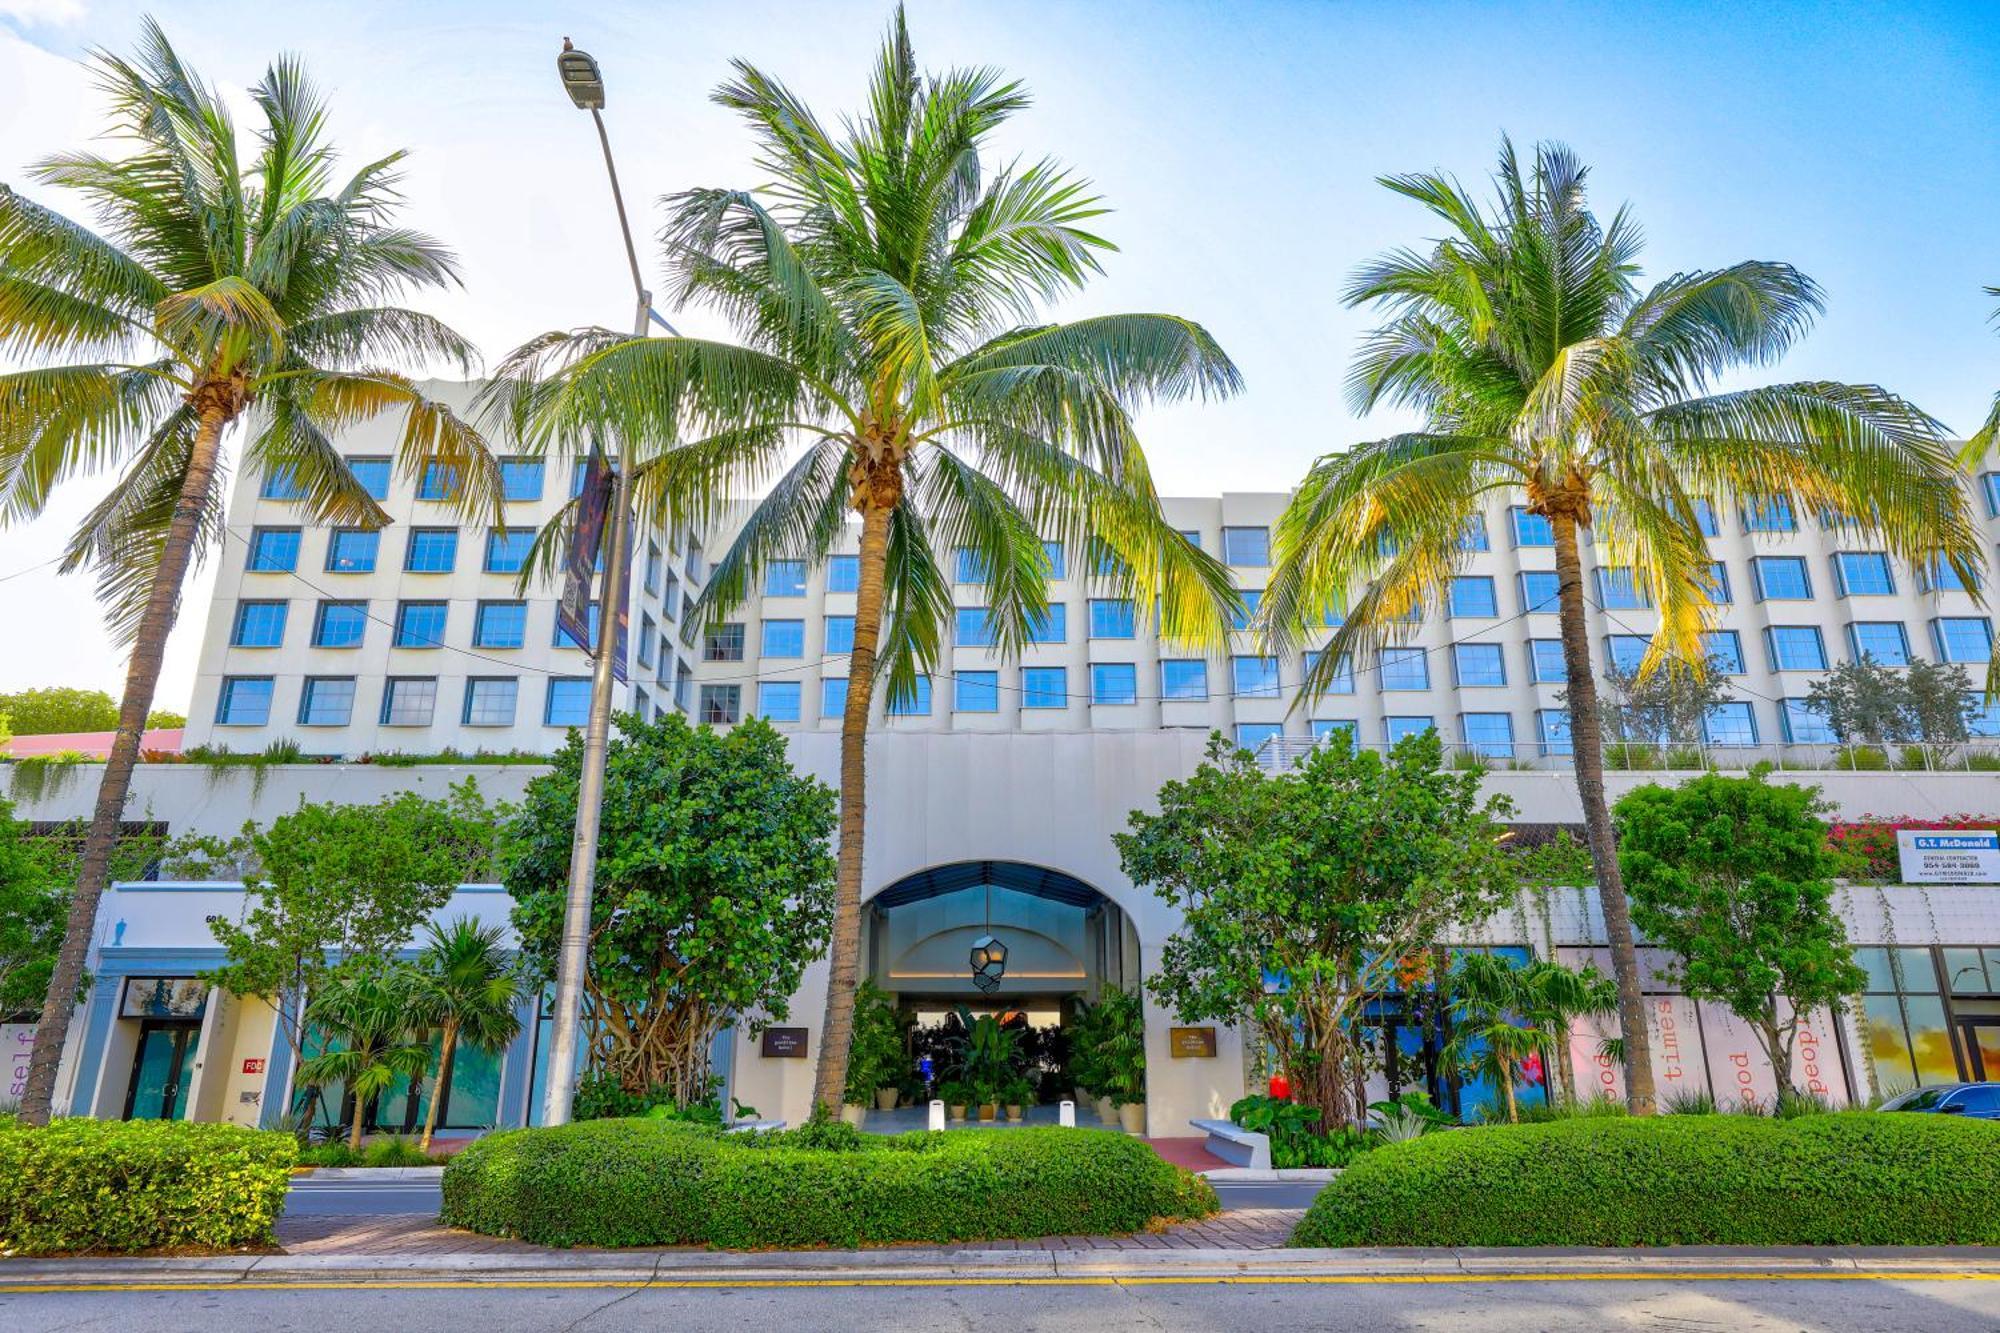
<box><xmin>1855</xmin><ymin>947</ymin><xmax>1956</xmax><ymax>1096</ymax></box>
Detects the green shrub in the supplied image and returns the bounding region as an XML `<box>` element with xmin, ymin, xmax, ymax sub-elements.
<box><xmin>0</xmin><ymin>1118</ymin><xmax>295</xmax><ymax>1254</ymax></box>
<box><xmin>1291</xmin><ymin>1113</ymin><xmax>2000</xmax><ymax>1247</ymax></box>
<box><xmin>441</xmin><ymin>1119</ymin><xmax>1216</xmax><ymax>1248</ymax></box>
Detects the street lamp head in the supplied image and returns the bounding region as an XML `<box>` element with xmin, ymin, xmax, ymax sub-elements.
<box><xmin>557</xmin><ymin>38</ymin><xmax>606</xmax><ymax>110</ymax></box>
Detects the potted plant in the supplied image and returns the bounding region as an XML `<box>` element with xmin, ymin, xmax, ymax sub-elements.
<box><xmin>975</xmin><ymin>1078</ymin><xmax>1000</xmax><ymax>1122</ymax></box>
<box><xmin>1096</xmin><ymin>985</ymin><xmax>1148</xmax><ymax>1134</ymax></box>
<box><xmin>845</xmin><ymin>981</ymin><xmax>908</xmax><ymax>1120</ymax></box>
<box><xmin>1003</xmin><ymin>1074</ymin><xmax>1035</xmax><ymax>1122</ymax></box>
<box><xmin>1067</xmin><ymin>998</ymin><xmax>1100</xmax><ymax>1109</ymax></box>
<box><xmin>939</xmin><ymin>1079</ymin><xmax>972</xmax><ymax>1121</ymax></box>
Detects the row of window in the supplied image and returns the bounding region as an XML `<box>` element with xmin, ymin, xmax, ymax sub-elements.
<box><xmin>247</xmin><ymin>525</ymin><xmax>542</xmax><ymax>576</ymax></box>
<box><xmin>231</xmin><ymin>598</ymin><xmax>605</xmax><ymax>651</ymax></box>
<box><xmin>216</xmin><ymin>674</ymin><xmax>601</xmax><ymax>729</ymax></box>
<box><xmin>261</xmin><ymin>457</ymin><xmax>593</xmax><ymax>506</ymax></box>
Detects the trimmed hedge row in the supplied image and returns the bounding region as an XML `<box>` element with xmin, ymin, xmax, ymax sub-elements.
<box><xmin>1291</xmin><ymin>1112</ymin><xmax>2000</xmax><ymax>1247</ymax></box>
<box><xmin>440</xmin><ymin>1120</ymin><xmax>1217</xmax><ymax>1248</ymax></box>
<box><xmin>0</xmin><ymin>1118</ymin><xmax>296</xmax><ymax>1254</ymax></box>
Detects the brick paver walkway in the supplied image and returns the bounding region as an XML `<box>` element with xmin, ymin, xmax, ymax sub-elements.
<box><xmin>276</xmin><ymin>1207</ymin><xmax>1303</xmax><ymax>1257</ymax></box>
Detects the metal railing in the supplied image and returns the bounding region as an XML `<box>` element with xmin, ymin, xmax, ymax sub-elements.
<box><xmin>1253</xmin><ymin>734</ymin><xmax>2000</xmax><ymax>776</ymax></box>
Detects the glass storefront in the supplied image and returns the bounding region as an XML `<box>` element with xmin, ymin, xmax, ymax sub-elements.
<box><xmin>1857</xmin><ymin>946</ymin><xmax>1972</xmax><ymax>1096</ymax></box>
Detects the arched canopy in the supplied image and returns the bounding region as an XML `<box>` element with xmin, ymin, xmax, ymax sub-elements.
<box><xmin>871</xmin><ymin>860</ymin><xmax>1105</xmax><ymax>911</ymax></box>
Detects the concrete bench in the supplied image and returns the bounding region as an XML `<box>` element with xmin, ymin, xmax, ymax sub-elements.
<box><xmin>724</xmin><ymin>1119</ymin><xmax>786</xmax><ymax>1134</ymax></box>
<box><xmin>1188</xmin><ymin>1117</ymin><xmax>1271</xmax><ymax>1171</ymax></box>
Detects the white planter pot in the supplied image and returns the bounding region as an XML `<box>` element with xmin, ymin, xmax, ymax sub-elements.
<box><xmin>1118</xmin><ymin>1102</ymin><xmax>1146</xmax><ymax>1135</ymax></box>
<box><xmin>874</xmin><ymin>1088</ymin><xmax>900</xmax><ymax>1112</ymax></box>
<box><xmin>839</xmin><ymin>1103</ymin><xmax>868</xmax><ymax>1129</ymax></box>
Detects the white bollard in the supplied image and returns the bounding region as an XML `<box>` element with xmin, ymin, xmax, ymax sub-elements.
<box><xmin>928</xmin><ymin>1098</ymin><xmax>946</xmax><ymax>1132</ymax></box>
<box><xmin>1058</xmin><ymin>1099</ymin><xmax>1076</xmax><ymax>1128</ymax></box>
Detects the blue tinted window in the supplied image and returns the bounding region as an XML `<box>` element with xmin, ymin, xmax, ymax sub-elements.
<box><xmin>1606</xmin><ymin>634</ymin><xmax>1649</xmax><ymax>675</ymax></box>
<box><xmin>474</xmin><ymin>601</ymin><xmax>527</xmax><ymax>649</ymax></box>
<box><xmin>1704</xmin><ymin>701</ymin><xmax>1759</xmax><ymax>746</ymax></box>
<box><xmin>1091</xmin><ymin>662</ymin><xmax>1138</xmax><ymax>705</ymax></box>
<box><xmin>260</xmin><ymin>464</ymin><xmax>305</xmax><ymax>500</ymax></box>
<box><xmin>1231</xmin><ymin>589</ymin><xmax>1263</xmax><ymax>631</ymax></box>
<box><xmin>1701</xmin><ymin>561</ymin><xmax>1732</xmax><ymax>604</ymax></box>
<box><xmin>886</xmin><ymin>676</ymin><xmax>932</xmax><ymax>716</ymax></box>
<box><xmin>956</xmin><ymin>607</ymin><xmax>994</xmax><ymax>647</ymax></box>
<box><xmin>1222</xmin><ymin>527</ymin><xmax>1270</xmax><ymax>566</ymax></box>
<box><xmin>1985</xmin><ymin>474</ymin><xmax>2000</xmax><ymax>518</ymax></box>
<box><xmin>825</xmin><ymin>616</ymin><xmax>855</xmax><ymax>654</ymax></box>
<box><xmin>1312</xmin><ymin>719</ymin><xmax>1356</xmax><ymax>746</ymax></box>
<box><xmin>326</xmin><ymin>529</ymin><xmax>378</xmax><ymax>573</ymax></box>
<box><xmin>1380</xmin><ymin>646</ymin><xmax>1429</xmax><ymax>691</ymax></box>
<box><xmin>757</xmin><ymin>681</ymin><xmax>802</xmax><ymax>722</ymax></box>
<box><xmin>1933</xmin><ymin>617</ymin><xmax>1994</xmax><ymax>664</ymax></box>
<box><xmin>484</xmin><ymin>528</ymin><xmax>531</xmax><ymax>574</ymax></box>
<box><xmin>1453</xmin><ymin>643</ymin><xmax>1505</xmax><ymax>687</ymax></box>
<box><xmin>346</xmin><ymin>457</ymin><xmax>391</xmax><ymax>500</ymax></box>
<box><xmin>1041</xmin><ymin>541</ymin><xmax>1066</xmax><ymax>580</ymax></box>
<box><xmin>405</xmin><ymin>528</ymin><xmax>458</xmax><ymax>573</ymax></box>
<box><xmin>1519</xmin><ymin>571</ymin><xmax>1559</xmax><ymax>612</ymax></box>
<box><xmin>1781</xmin><ymin>699</ymin><xmax>1836</xmax><ymax>744</ymax></box>
<box><xmin>545</xmin><ymin>678</ymin><xmax>591</xmax><ymax>727</ymax></box>
<box><xmin>1966</xmin><ymin>694</ymin><xmax>2000</xmax><ymax>738</ymax></box>
<box><xmin>1236</xmin><ymin>723</ymin><xmax>1284</xmax><ymax>750</ymax></box>
<box><xmin>1161</xmin><ymin>659</ymin><xmax>1208</xmax><ymax>701</ymax></box>
<box><xmin>761</xmin><ymin>619</ymin><xmax>805</xmax><ymax>658</ymax></box>
<box><xmin>1835</xmin><ymin>552</ymin><xmax>1894</xmax><ymax>597</ymax></box>
<box><xmin>556</xmin><ymin>602</ymin><xmax>603</xmax><ymax>649</ymax></box>
<box><xmin>1022</xmin><ymin>667</ymin><xmax>1067</xmax><ymax>709</ymax></box>
<box><xmin>1847</xmin><ymin>622</ymin><xmax>1909</xmax><ymax>666</ymax></box>
<box><xmin>1529</xmin><ymin>639</ymin><xmax>1566</xmax><ymax>683</ymax></box>
<box><xmin>1752</xmin><ymin>556</ymin><xmax>1811</xmax><ymax>600</ymax></box>
<box><xmin>416</xmin><ymin>461</ymin><xmax>460</xmax><ymax>500</ymax></box>
<box><xmin>764</xmin><ymin>560</ymin><xmax>808</xmax><ymax>597</ymax></box>
<box><xmin>1921</xmin><ymin>557</ymin><xmax>1977</xmax><ymax>593</ymax></box>
<box><xmin>1090</xmin><ymin>599</ymin><xmax>1136</xmax><ymax>638</ymax></box>
<box><xmin>1537</xmin><ymin>708</ymin><xmax>1572</xmax><ymax>756</ymax></box>
<box><xmin>462</xmin><ymin>678</ymin><xmax>518</xmax><ymax>727</ymax></box>
<box><xmin>1596</xmin><ymin>567</ymin><xmax>1648</xmax><ymax>609</ymax></box>
<box><xmin>314</xmin><ymin>601</ymin><xmax>367</xmax><ymax>648</ymax></box>
<box><xmin>216</xmin><ymin>677</ymin><xmax>274</xmax><ymax>725</ymax></box>
<box><xmin>827</xmin><ymin>555</ymin><xmax>860</xmax><ymax>593</ymax></box>
<box><xmin>954</xmin><ymin>547</ymin><xmax>988</xmax><ymax>584</ymax></box>
<box><xmin>1458</xmin><ymin>515</ymin><xmax>1490</xmax><ymax>551</ymax></box>
<box><xmin>1743</xmin><ymin>496</ymin><xmax>1796</xmax><ymax>532</ymax></box>
<box><xmin>1460</xmin><ymin>712</ymin><xmax>1515</xmax><ymax>758</ymax></box>
<box><xmin>1692</xmin><ymin>498</ymin><xmax>1720</xmax><ymax>537</ymax></box>
<box><xmin>821</xmin><ymin>676</ymin><xmax>848</xmax><ymax>718</ymax></box>
<box><xmin>1702</xmin><ymin>630</ymin><xmax>1744</xmax><ymax>675</ymax></box>
<box><xmin>1510</xmin><ymin>508</ymin><xmax>1554</xmax><ymax>547</ymax></box>
<box><xmin>232</xmin><ymin>601</ymin><xmax>287</xmax><ymax>648</ymax></box>
<box><xmin>1766</xmin><ymin>626</ymin><xmax>1827</xmax><ymax>671</ymax></box>
<box><xmin>1449</xmin><ymin>576</ymin><xmax>1497</xmax><ymax>618</ymax></box>
<box><xmin>394</xmin><ymin>601</ymin><xmax>449</xmax><ymax>648</ymax></box>
<box><xmin>297</xmin><ymin>677</ymin><xmax>355</xmax><ymax>727</ymax></box>
<box><xmin>499</xmin><ymin>458</ymin><xmax>544</xmax><ymax>502</ymax></box>
<box><xmin>1026</xmin><ymin>604</ymin><xmax>1067</xmax><ymax>644</ymax></box>
<box><xmin>380</xmin><ymin>677</ymin><xmax>437</xmax><ymax>726</ymax></box>
<box><xmin>248</xmin><ymin>528</ymin><xmax>300</xmax><ymax>572</ymax></box>
<box><xmin>1232</xmin><ymin>656</ymin><xmax>1279</xmax><ymax>699</ymax></box>
<box><xmin>1304</xmin><ymin>650</ymin><xmax>1356</xmax><ymax>695</ymax></box>
<box><xmin>1385</xmin><ymin>716</ymin><xmax>1434</xmax><ymax>744</ymax></box>
<box><xmin>954</xmin><ymin>671</ymin><xmax>999</xmax><ymax>713</ymax></box>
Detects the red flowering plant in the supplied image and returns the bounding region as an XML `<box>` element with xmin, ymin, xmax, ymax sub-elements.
<box><xmin>1827</xmin><ymin>815</ymin><xmax>1998</xmax><ymax>883</ymax></box>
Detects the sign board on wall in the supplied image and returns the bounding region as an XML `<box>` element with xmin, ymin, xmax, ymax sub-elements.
<box><xmin>242</xmin><ymin>1058</ymin><xmax>266</xmax><ymax>1075</ymax></box>
<box><xmin>1896</xmin><ymin>830</ymin><xmax>2000</xmax><ymax>884</ymax></box>
<box><xmin>1168</xmin><ymin>1026</ymin><xmax>1217</xmax><ymax>1059</ymax></box>
<box><xmin>760</xmin><ymin>1027</ymin><xmax>808</xmax><ymax>1059</ymax></box>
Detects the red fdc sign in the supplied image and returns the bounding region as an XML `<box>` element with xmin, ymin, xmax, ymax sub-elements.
<box><xmin>242</xmin><ymin>1058</ymin><xmax>265</xmax><ymax>1074</ymax></box>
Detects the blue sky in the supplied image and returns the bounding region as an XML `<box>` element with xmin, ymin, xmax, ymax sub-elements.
<box><xmin>2</xmin><ymin>0</ymin><xmax>1997</xmax><ymax>705</ymax></box>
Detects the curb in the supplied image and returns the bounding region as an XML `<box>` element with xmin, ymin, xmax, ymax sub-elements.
<box><xmin>289</xmin><ymin>1167</ymin><xmax>446</xmax><ymax>1182</ymax></box>
<box><xmin>1202</xmin><ymin>1168</ymin><xmax>1338</xmax><ymax>1183</ymax></box>
<box><xmin>7</xmin><ymin>1246</ymin><xmax>2000</xmax><ymax>1288</ymax></box>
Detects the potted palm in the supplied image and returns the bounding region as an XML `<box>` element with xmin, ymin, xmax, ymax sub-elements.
<box><xmin>939</xmin><ymin>1080</ymin><xmax>973</xmax><ymax>1122</ymax></box>
<box><xmin>1097</xmin><ymin>986</ymin><xmax>1148</xmax><ymax>1134</ymax></box>
<box><xmin>845</xmin><ymin>982</ymin><xmax>907</xmax><ymax>1117</ymax></box>
<box><xmin>407</xmin><ymin>918</ymin><xmax>522</xmax><ymax>1154</ymax></box>
<box><xmin>1003</xmin><ymin>1075</ymin><xmax>1035</xmax><ymax>1122</ymax></box>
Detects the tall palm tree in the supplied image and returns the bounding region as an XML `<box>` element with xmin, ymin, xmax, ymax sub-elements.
<box><xmin>489</xmin><ymin>7</ymin><xmax>1240</xmax><ymax>1112</ymax></box>
<box><xmin>1441</xmin><ymin>952</ymin><xmax>1544</xmax><ymax>1124</ymax></box>
<box><xmin>296</xmin><ymin>966</ymin><xmax>433</xmax><ymax>1151</ymax></box>
<box><xmin>409</xmin><ymin>917</ymin><xmax>521</xmax><ymax>1153</ymax></box>
<box><xmin>1</xmin><ymin>25</ymin><xmax>498</xmax><ymax>1124</ymax></box>
<box><xmin>1514</xmin><ymin>957</ymin><xmax>1617</xmax><ymax>1107</ymax></box>
<box><xmin>1266</xmin><ymin>140</ymin><xmax>1981</xmax><ymax>1114</ymax></box>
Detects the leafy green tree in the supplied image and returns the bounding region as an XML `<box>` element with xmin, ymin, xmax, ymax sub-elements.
<box><xmin>0</xmin><ymin>797</ymin><xmax>62</xmax><ymax>1015</ymax></box>
<box><xmin>1804</xmin><ymin>656</ymin><xmax>1974</xmax><ymax>750</ymax></box>
<box><xmin>3</xmin><ymin>23</ymin><xmax>499</xmax><ymax>1124</ymax></box>
<box><xmin>1263</xmin><ymin>141</ymin><xmax>1978</xmax><ymax>1113</ymax></box>
<box><xmin>843</xmin><ymin>980</ymin><xmax>908</xmax><ymax>1107</ymax></box>
<box><xmin>1616</xmin><ymin>774</ymin><xmax>1868</xmax><ymax>1093</ymax></box>
<box><xmin>408</xmin><ymin>917</ymin><xmax>521</xmax><ymax>1153</ymax></box>
<box><xmin>296</xmin><ymin>965</ymin><xmax>432</xmax><ymax>1151</ymax></box>
<box><xmin>1513</xmin><ymin>958</ymin><xmax>1618</xmax><ymax>1107</ymax></box>
<box><xmin>504</xmin><ymin>714</ymin><xmax>836</xmax><ymax>1106</ymax></box>
<box><xmin>1586</xmin><ymin>656</ymin><xmax>1735</xmax><ymax>751</ymax></box>
<box><xmin>1116</xmin><ymin>731</ymin><xmax>1512</xmax><ymax>1130</ymax></box>
<box><xmin>0</xmin><ymin>688</ymin><xmax>110</xmax><ymax>735</ymax></box>
<box><xmin>193</xmin><ymin>782</ymin><xmax>504</xmax><ymax>1114</ymax></box>
<box><xmin>1442</xmin><ymin>953</ymin><xmax>1544</xmax><ymax>1124</ymax></box>
<box><xmin>489</xmin><ymin>8</ymin><xmax>1239</xmax><ymax>1111</ymax></box>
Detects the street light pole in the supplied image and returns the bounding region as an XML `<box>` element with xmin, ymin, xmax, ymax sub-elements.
<box><xmin>539</xmin><ymin>39</ymin><xmax>654</xmax><ymax>1128</ymax></box>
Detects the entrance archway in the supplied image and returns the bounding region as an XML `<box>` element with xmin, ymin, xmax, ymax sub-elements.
<box><xmin>861</xmin><ymin>860</ymin><xmax>1140</xmax><ymax>1128</ymax></box>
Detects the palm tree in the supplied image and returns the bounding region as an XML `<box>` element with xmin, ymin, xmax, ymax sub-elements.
<box><xmin>488</xmin><ymin>7</ymin><xmax>1240</xmax><ymax>1112</ymax></box>
<box><xmin>408</xmin><ymin>917</ymin><xmax>521</xmax><ymax>1153</ymax></box>
<box><xmin>1514</xmin><ymin>958</ymin><xmax>1617</xmax><ymax>1107</ymax></box>
<box><xmin>1265</xmin><ymin>140</ymin><xmax>1982</xmax><ymax>1114</ymax></box>
<box><xmin>1442</xmin><ymin>952</ymin><xmax>1543</xmax><ymax>1124</ymax></box>
<box><xmin>296</xmin><ymin>967</ymin><xmax>434</xmax><ymax>1151</ymax></box>
<box><xmin>2</xmin><ymin>23</ymin><xmax>498</xmax><ymax>1124</ymax></box>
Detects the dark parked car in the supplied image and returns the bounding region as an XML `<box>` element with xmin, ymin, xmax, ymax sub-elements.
<box><xmin>1879</xmin><ymin>1083</ymin><xmax>2000</xmax><ymax>1120</ymax></box>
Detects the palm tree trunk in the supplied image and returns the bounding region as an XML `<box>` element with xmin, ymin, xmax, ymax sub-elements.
<box><xmin>811</xmin><ymin>492</ymin><xmax>894</xmax><ymax>1113</ymax></box>
<box><xmin>419</xmin><ymin>1023</ymin><xmax>457</xmax><ymax>1155</ymax></box>
<box><xmin>1554</xmin><ymin>1029</ymin><xmax>1578</xmax><ymax>1106</ymax></box>
<box><xmin>1550</xmin><ymin>510</ymin><xmax>1658</xmax><ymax>1115</ymax></box>
<box><xmin>1502</xmin><ymin>1064</ymin><xmax>1518</xmax><ymax>1124</ymax></box>
<box><xmin>349</xmin><ymin>1085</ymin><xmax>368</xmax><ymax>1152</ymax></box>
<box><xmin>17</xmin><ymin>405</ymin><xmax>230</xmax><ymax>1125</ymax></box>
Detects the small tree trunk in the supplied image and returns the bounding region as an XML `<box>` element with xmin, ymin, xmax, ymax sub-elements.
<box><xmin>18</xmin><ymin>403</ymin><xmax>231</xmax><ymax>1125</ymax></box>
<box><xmin>811</xmin><ymin>487</ymin><xmax>895</xmax><ymax>1114</ymax></box>
<box><xmin>419</xmin><ymin>1024</ymin><xmax>458</xmax><ymax>1155</ymax></box>
<box><xmin>1553</xmin><ymin>1028</ymin><xmax>1578</xmax><ymax>1106</ymax></box>
<box><xmin>1502</xmin><ymin>1065</ymin><xmax>1519</xmax><ymax>1124</ymax></box>
<box><xmin>1550</xmin><ymin>509</ymin><xmax>1658</xmax><ymax>1115</ymax></box>
<box><xmin>1761</xmin><ymin>1009</ymin><xmax>1795</xmax><ymax>1095</ymax></box>
<box><xmin>349</xmin><ymin>1084</ymin><xmax>368</xmax><ymax>1152</ymax></box>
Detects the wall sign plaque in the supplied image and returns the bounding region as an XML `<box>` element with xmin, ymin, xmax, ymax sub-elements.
<box><xmin>1168</xmin><ymin>1026</ymin><xmax>1217</xmax><ymax>1059</ymax></box>
<box><xmin>760</xmin><ymin>1027</ymin><xmax>809</xmax><ymax>1059</ymax></box>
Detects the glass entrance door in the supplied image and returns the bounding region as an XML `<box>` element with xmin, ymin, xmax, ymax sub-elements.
<box><xmin>124</xmin><ymin>1021</ymin><xmax>200</xmax><ymax>1120</ymax></box>
<box><xmin>1960</xmin><ymin>1020</ymin><xmax>2000</xmax><ymax>1082</ymax></box>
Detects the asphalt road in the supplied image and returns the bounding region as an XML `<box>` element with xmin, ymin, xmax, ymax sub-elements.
<box><xmin>282</xmin><ymin>1175</ymin><xmax>1330</xmax><ymax>1215</ymax></box>
<box><xmin>5</xmin><ymin>1276</ymin><xmax>1996</xmax><ymax>1331</ymax></box>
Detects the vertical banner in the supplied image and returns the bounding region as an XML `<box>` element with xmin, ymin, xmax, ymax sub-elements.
<box><xmin>557</xmin><ymin>445</ymin><xmax>611</xmax><ymax>658</ymax></box>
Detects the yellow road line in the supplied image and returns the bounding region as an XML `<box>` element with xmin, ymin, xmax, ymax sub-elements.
<box><xmin>3</xmin><ymin>1271</ymin><xmax>1999</xmax><ymax>1294</ymax></box>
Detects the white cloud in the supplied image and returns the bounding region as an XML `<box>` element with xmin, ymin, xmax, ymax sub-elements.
<box><xmin>0</xmin><ymin>0</ymin><xmax>85</xmax><ymax>25</ymax></box>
